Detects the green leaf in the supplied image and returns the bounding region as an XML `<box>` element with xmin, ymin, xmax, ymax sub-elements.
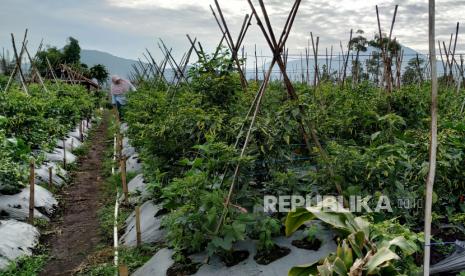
<box><xmin>285</xmin><ymin>208</ymin><xmax>315</xmax><ymax>236</ymax></box>
<box><xmin>333</xmin><ymin>257</ymin><xmax>348</xmax><ymax>275</ymax></box>
<box><xmin>347</xmin><ymin>231</ymin><xmax>366</xmax><ymax>258</ymax></box>
<box><xmin>366</xmin><ymin>247</ymin><xmax>400</xmax><ymax>274</ymax></box>
<box><xmin>383</xmin><ymin>236</ymin><xmax>418</xmax><ymax>256</ymax></box>
<box><xmin>371</xmin><ymin>131</ymin><xmax>382</xmax><ymax>141</ymax></box>
<box><xmin>288</xmin><ymin>261</ymin><xmax>319</xmax><ymax>276</ymax></box>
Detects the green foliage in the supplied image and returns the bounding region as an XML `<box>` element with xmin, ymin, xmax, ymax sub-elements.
<box><xmin>89</xmin><ymin>64</ymin><xmax>109</xmax><ymax>84</ymax></box>
<box><xmin>78</xmin><ymin>263</ymin><xmax>116</xmax><ymax>276</ymax></box>
<box><xmin>118</xmin><ymin>245</ymin><xmax>159</xmax><ymax>273</ymax></box>
<box><xmin>36</xmin><ymin>46</ymin><xmax>63</xmax><ymax>76</ymax></box>
<box><xmin>124</xmin><ymin>47</ymin><xmax>465</xmax><ymax>265</ymax></box>
<box><xmin>250</xmin><ymin>215</ymin><xmax>281</xmax><ymax>253</ymax></box>
<box><xmin>402</xmin><ymin>57</ymin><xmax>425</xmax><ymax>85</ymax></box>
<box><xmin>62</xmin><ymin>37</ymin><xmax>81</xmax><ymax>64</ymax></box>
<box><xmin>188</xmin><ymin>49</ymin><xmax>241</xmax><ymax>107</ymax></box>
<box><xmin>286</xmin><ymin>198</ymin><xmax>421</xmax><ymax>275</ymax></box>
<box><xmin>0</xmin><ymin>83</ymin><xmax>97</xmax><ymax>194</ymax></box>
<box><xmin>0</xmin><ymin>254</ymin><xmax>47</xmax><ymax>276</ymax></box>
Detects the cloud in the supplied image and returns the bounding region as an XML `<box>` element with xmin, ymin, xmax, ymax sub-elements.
<box><xmin>0</xmin><ymin>0</ymin><xmax>463</xmax><ymax>63</ymax></box>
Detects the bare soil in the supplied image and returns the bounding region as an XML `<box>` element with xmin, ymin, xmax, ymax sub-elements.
<box><xmin>254</xmin><ymin>245</ymin><xmax>291</xmax><ymax>265</ymax></box>
<box><xmin>40</xmin><ymin>114</ymin><xmax>109</xmax><ymax>276</ymax></box>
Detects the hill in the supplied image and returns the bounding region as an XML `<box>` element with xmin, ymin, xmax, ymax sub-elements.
<box><xmin>80</xmin><ymin>49</ymin><xmax>138</xmax><ymax>79</ymax></box>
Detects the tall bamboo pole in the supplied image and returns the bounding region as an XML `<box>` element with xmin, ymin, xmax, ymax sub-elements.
<box><xmin>423</xmin><ymin>0</ymin><xmax>438</xmax><ymax>274</ymax></box>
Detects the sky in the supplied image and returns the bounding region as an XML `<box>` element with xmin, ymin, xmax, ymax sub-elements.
<box><xmin>0</xmin><ymin>0</ymin><xmax>464</xmax><ymax>63</ymax></box>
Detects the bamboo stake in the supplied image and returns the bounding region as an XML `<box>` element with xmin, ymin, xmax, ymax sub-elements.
<box><xmin>136</xmin><ymin>205</ymin><xmax>142</xmax><ymax>246</ymax></box>
<box><xmin>28</xmin><ymin>159</ymin><xmax>35</xmax><ymax>224</ymax></box>
<box><xmin>23</xmin><ymin>44</ymin><xmax>48</xmax><ymax>93</ymax></box>
<box><xmin>5</xmin><ymin>30</ymin><xmax>28</xmax><ymax>92</ymax></box>
<box><xmin>438</xmin><ymin>41</ymin><xmax>446</xmax><ymax>76</ymax></box>
<box><xmin>341</xmin><ymin>30</ymin><xmax>353</xmax><ymax>88</ymax></box>
<box><xmin>46</xmin><ymin>57</ymin><xmax>58</xmax><ymax>83</ymax></box>
<box><xmin>79</xmin><ymin>121</ymin><xmax>84</xmax><ymax>142</ymax></box>
<box><xmin>10</xmin><ymin>34</ymin><xmax>29</xmax><ymax>94</ymax></box>
<box><xmin>48</xmin><ymin>166</ymin><xmax>53</xmax><ymax>189</ymax></box>
<box><xmin>63</xmin><ymin>139</ymin><xmax>67</xmax><ymax>168</ymax></box>
<box><xmin>121</xmin><ymin>157</ymin><xmax>128</xmax><ymax>204</ymax></box>
<box><xmin>254</xmin><ymin>44</ymin><xmax>258</xmax><ymax>82</ymax></box>
<box><xmin>310</xmin><ymin>32</ymin><xmax>319</xmax><ymax>86</ymax></box>
<box><xmin>423</xmin><ymin>0</ymin><xmax>438</xmax><ymax>274</ymax></box>
<box><xmin>118</xmin><ymin>265</ymin><xmax>128</xmax><ymax>276</ymax></box>
<box><xmin>329</xmin><ymin>45</ymin><xmax>333</xmax><ymax>77</ymax></box>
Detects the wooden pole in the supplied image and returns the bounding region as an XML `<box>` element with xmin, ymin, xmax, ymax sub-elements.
<box><xmin>424</xmin><ymin>0</ymin><xmax>438</xmax><ymax>274</ymax></box>
<box><xmin>63</xmin><ymin>139</ymin><xmax>67</xmax><ymax>168</ymax></box>
<box><xmin>341</xmin><ymin>29</ymin><xmax>353</xmax><ymax>88</ymax></box>
<box><xmin>79</xmin><ymin>121</ymin><xmax>84</xmax><ymax>142</ymax></box>
<box><xmin>136</xmin><ymin>205</ymin><xmax>142</xmax><ymax>246</ymax></box>
<box><xmin>28</xmin><ymin>159</ymin><xmax>35</xmax><ymax>224</ymax></box>
<box><xmin>118</xmin><ymin>265</ymin><xmax>129</xmax><ymax>276</ymax></box>
<box><xmin>48</xmin><ymin>166</ymin><xmax>53</xmax><ymax>189</ymax></box>
<box><xmin>10</xmin><ymin>33</ymin><xmax>29</xmax><ymax>94</ymax></box>
<box><xmin>121</xmin><ymin>157</ymin><xmax>128</xmax><ymax>204</ymax></box>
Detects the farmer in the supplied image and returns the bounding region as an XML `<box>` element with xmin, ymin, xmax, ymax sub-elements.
<box><xmin>111</xmin><ymin>75</ymin><xmax>136</xmax><ymax>119</ymax></box>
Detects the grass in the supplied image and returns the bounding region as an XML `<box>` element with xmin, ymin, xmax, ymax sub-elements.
<box><xmin>0</xmin><ymin>253</ymin><xmax>48</xmax><ymax>276</ymax></box>
<box><xmin>77</xmin><ymin>245</ymin><xmax>159</xmax><ymax>276</ymax></box>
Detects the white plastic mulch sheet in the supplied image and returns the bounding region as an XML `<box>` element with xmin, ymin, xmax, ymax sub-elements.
<box><xmin>122</xmin><ymin>137</ymin><xmax>136</xmax><ymax>158</ymax></box>
<box><xmin>431</xmin><ymin>240</ymin><xmax>465</xmax><ymax>274</ymax></box>
<box><xmin>125</xmin><ymin>153</ymin><xmax>142</xmax><ymax>173</ymax></box>
<box><xmin>44</xmin><ymin>148</ymin><xmax>77</xmax><ymax>165</ymax></box>
<box><xmin>0</xmin><ymin>220</ymin><xmax>39</xmax><ymax>270</ymax></box>
<box><xmin>0</xmin><ymin>185</ymin><xmax>58</xmax><ymax>221</ymax></box>
<box><xmin>133</xmin><ymin>228</ymin><xmax>336</xmax><ymax>276</ymax></box>
<box><xmin>35</xmin><ymin>162</ymin><xmax>68</xmax><ymax>187</ymax></box>
<box><xmin>119</xmin><ymin>201</ymin><xmax>165</xmax><ymax>247</ymax></box>
<box><xmin>56</xmin><ymin>136</ymin><xmax>83</xmax><ymax>152</ymax></box>
<box><xmin>118</xmin><ymin>174</ymin><xmax>149</xmax><ymax>204</ymax></box>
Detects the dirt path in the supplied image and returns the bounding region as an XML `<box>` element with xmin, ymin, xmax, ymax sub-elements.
<box><xmin>40</xmin><ymin>113</ymin><xmax>110</xmax><ymax>276</ymax></box>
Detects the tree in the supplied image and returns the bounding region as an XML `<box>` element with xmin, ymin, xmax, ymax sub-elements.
<box><xmin>369</xmin><ymin>33</ymin><xmax>401</xmax><ymax>92</ymax></box>
<box><xmin>402</xmin><ymin>56</ymin><xmax>425</xmax><ymax>85</ymax></box>
<box><xmin>36</xmin><ymin>46</ymin><xmax>64</xmax><ymax>77</ymax></box>
<box><xmin>367</xmin><ymin>51</ymin><xmax>382</xmax><ymax>85</ymax></box>
<box><xmin>62</xmin><ymin>37</ymin><xmax>81</xmax><ymax>64</ymax></box>
<box><xmin>89</xmin><ymin>64</ymin><xmax>109</xmax><ymax>84</ymax></box>
<box><xmin>350</xmin><ymin>30</ymin><xmax>368</xmax><ymax>83</ymax></box>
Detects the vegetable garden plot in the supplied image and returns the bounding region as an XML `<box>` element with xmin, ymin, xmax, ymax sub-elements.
<box><xmin>0</xmin><ymin>83</ymin><xmax>100</xmax><ymax>270</ymax></box>
<box><xmin>114</xmin><ymin>46</ymin><xmax>465</xmax><ymax>274</ymax></box>
<box><xmin>1</xmin><ymin>0</ymin><xmax>464</xmax><ymax>274</ymax></box>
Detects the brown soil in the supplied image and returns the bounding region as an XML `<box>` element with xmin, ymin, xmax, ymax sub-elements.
<box><xmin>221</xmin><ymin>250</ymin><xmax>250</xmax><ymax>267</ymax></box>
<box><xmin>167</xmin><ymin>258</ymin><xmax>200</xmax><ymax>276</ymax></box>
<box><xmin>254</xmin><ymin>245</ymin><xmax>291</xmax><ymax>265</ymax></box>
<box><xmin>291</xmin><ymin>238</ymin><xmax>322</xmax><ymax>251</ymax></box>
<box><xmin>40</xmin><ymin>113</ymin><xmax>110</xmax><ymax>276</ymax></box>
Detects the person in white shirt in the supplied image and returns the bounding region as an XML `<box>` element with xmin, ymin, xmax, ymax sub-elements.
<box><xmin>110</xmin><ymin>75</ymin><xmax>136</xmax><ymax>119</ymax></box>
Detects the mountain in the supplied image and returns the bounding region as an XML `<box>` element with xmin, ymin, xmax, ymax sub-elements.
<box><xmin>255</xmin><ymin>44</ymin><xmax>437</xmax><ymax>81</ymax></box>
<box><xmin>80</xmin><ymin>49</ymin><xmax>138</xmax><ymax>79</ymax></box>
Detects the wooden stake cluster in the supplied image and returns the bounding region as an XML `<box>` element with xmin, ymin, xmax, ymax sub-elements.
<box><xmin>210</xmin><ymin>0</ymin><xmax>253</xmax><ymax>90</ymax></box>
<box><xmin>212</xmin><ymin>0</ymin><xmax>340</xmax><ymax>240</ymax></box>
<box><xmin>375</xmin><ymin>5</ymin><xmax>399</xmax><ymax>93</ymax></box>
<box><xmin>438</xmin><ymin>22</ymin><xmax>460</xmax><ymax>86</ymax></box>
<box><xmin>5</xmin><ymin>30</ymin><xmax>29</xmax><ymax>93</ymax></box>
